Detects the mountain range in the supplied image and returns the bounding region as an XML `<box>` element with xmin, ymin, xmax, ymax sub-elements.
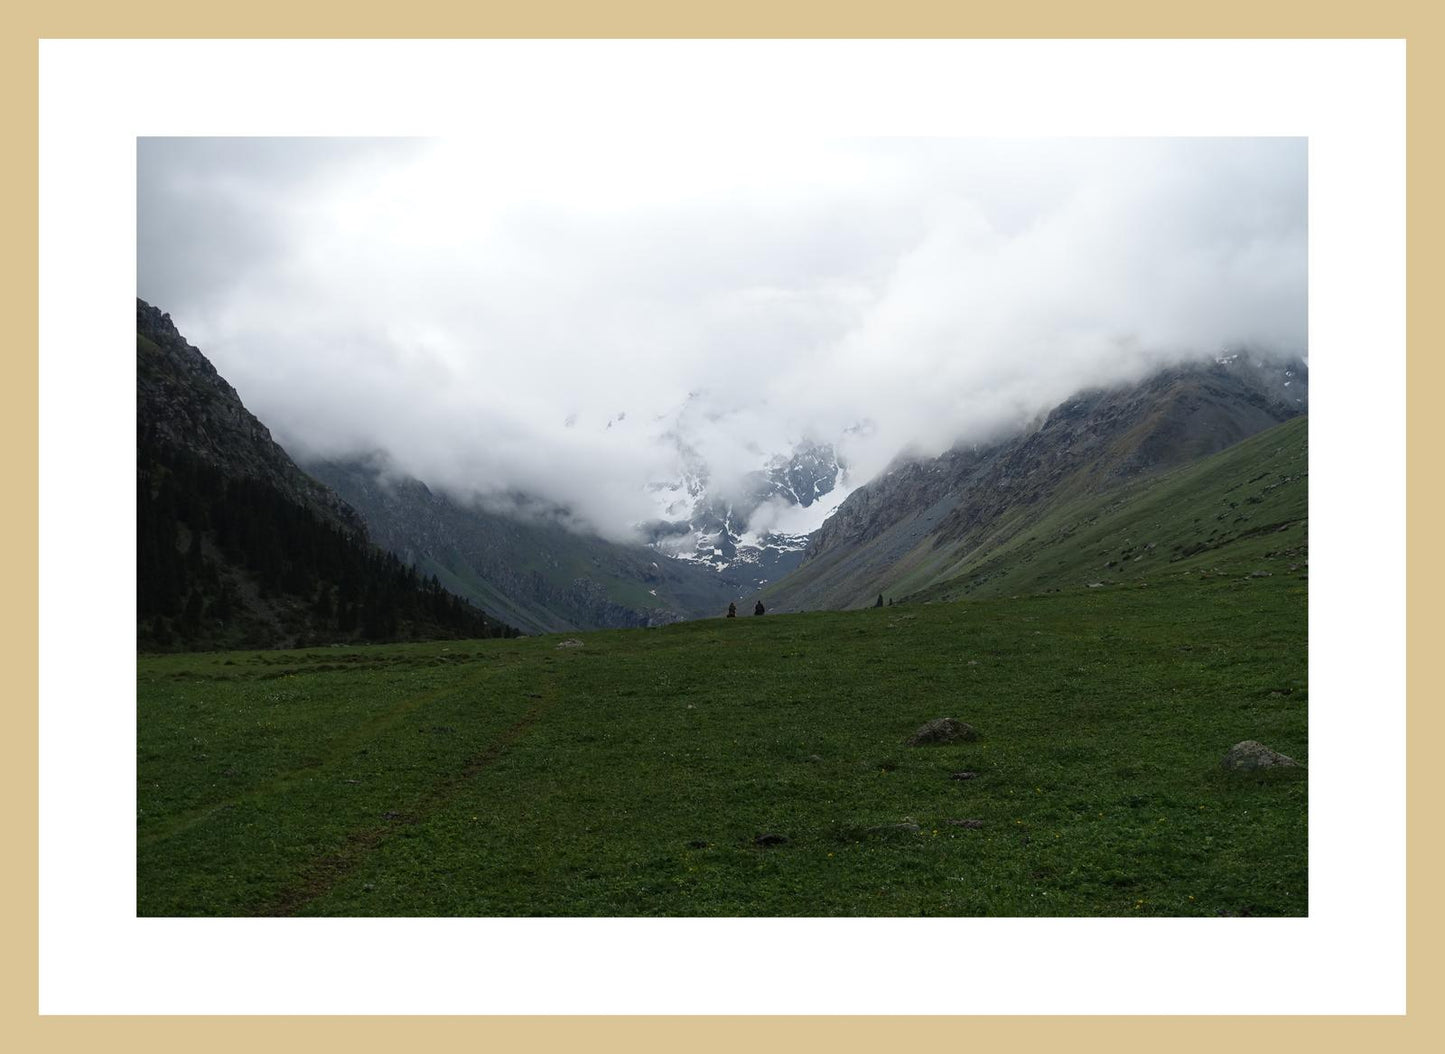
<box><xmin>765</xmin><ymin>353</ymin><xmax>1306</xmax><ymax>611</ymax></box>
<box><xmin>643</xmin><ymin>436</ymin><xmax>847</xmax><ymax>581</ymax></box>
<box><xmin>303</xmin><ymin>453</ymin><xmax>748</xmax><ymax>634</ymax></box>
<box><xmin>137</xmin><ymin>297</ymin><xmax>1306</xmax><ymax>647</ymax></box>
<box><xmin>304</xmin><ymin>415</ymin><xmax>852</xmax><ymax>634</ymax></box>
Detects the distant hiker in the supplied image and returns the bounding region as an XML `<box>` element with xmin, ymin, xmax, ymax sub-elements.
<box><xmin>875</xmin><ymin>594</ymin><xmax>884</xmax><ymax>608</ymax></box>
<box><xmin>754</xmin><ymin>601</ymin><xmax>765</xmax><ymax>616</ymax></box>
<box><xmin>888</xmin><ymin>598</ymin><xmax>894</xmax><ymax>606</ymax></box>
<box><xmin>727</xmin><ymin>602</ymin><xmax>736</xmax><ymax>618</ymax></box>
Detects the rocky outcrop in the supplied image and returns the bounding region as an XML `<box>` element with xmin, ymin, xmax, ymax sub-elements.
<box><xmin>906</xmin><ymin>718</ymin><xmax>979</xmax><ymax>746</ymax></box>
<box><xmin>1221</xmin><ymin>740</ymin><xmax>1301</xmax><ymax>772</ymax></box>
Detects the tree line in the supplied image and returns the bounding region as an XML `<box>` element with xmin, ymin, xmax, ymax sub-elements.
<box><xmin>138</xmin><ymin>430</ymin><xmax>519</xmax><ymax>650</ymax></box>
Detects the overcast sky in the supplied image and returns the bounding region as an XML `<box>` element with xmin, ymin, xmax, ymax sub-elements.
<box><xmin>138</xmin><ymin>137</ymin><xmax>1306</xmax><ymax>541</ymax></box>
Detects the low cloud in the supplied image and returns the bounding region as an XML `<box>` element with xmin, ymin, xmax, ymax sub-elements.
<box><xmin>139</xmin><ymin>137</ymin><xmax>1306</xmax><ymax>540</ymax></box>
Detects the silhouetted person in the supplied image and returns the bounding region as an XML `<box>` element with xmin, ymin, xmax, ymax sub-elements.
<box><xmin>754</xmin><ymin>601</ymin><xmax>765</xmax><ymax>616</ymax></box>
<box><xmin>727</xmin><ymin>602</ymin><xmax>736</xmax><ymax>618</ymax></box>
<box><xmin>875</xmin><ymin>594</ymin><xmax>884</xmax><ymax>608</ymax></box>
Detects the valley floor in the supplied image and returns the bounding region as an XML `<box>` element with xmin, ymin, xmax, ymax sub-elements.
<box><xmin>138</xmin><ymin>573</ymin><xmax>1306</xmax><ymax>916</ymax></box>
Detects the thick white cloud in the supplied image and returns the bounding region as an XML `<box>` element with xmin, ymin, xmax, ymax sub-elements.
<box><xmin>138</xmin><ymin>137</ymin><xmax>1306</xmax><ymax>540</ymax></box>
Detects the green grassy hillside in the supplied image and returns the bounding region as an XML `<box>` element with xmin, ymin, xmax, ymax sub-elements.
<box><xmin>774</xmin><ymin>416</ymin><xmax>1306</xmax><ymax>610</ymax></box>
<box><xmin>139</xmin><ymin>565</ymin><xmax>1306</xmax><ymax>916</ymax></box>
<box><xmin>912</xmin><ymin>415</ymin><xmax>1307</xmax><ymax>603</ymax></box>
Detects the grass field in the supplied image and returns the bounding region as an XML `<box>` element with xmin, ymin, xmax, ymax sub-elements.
<box><xmin>138</xmin><ymin>568</ymin><xmax>1306</xmax><ymax>916</ymax></box>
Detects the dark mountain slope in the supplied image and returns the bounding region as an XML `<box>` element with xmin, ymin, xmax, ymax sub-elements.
<box><xmin>766</xmin><ymin>356</ymin><xmax>1306</xmax><ymax>611</ymax></box>
<box><xmin>138</xmin><ymin>300</ymin><xmax>363</xmax><ymax>537</ymax></box>
<box><xmin>306</xmin><ymin>456</ymin><xmax>748</xmax><ymax>634</ymax></box>
<box><xmin>137</xmin><ymin>300</ymin><xmax>516</xmax><ymax>650</ymax></box>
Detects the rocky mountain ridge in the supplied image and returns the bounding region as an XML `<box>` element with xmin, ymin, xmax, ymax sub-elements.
<box><xmin>137</xmin><ymin>300</ymin><xmax>364</xmax><ymax>538</ymax></box>
<box><xmin>137</xmin><ymin>299</ymin><xmax>515</xmax><ymax>649</ymax></box>
<box><xmin>768</xmin><ymin>353</ymin><xmax>1307</xmax><ymax>611</ymax></box>
<box><xmin>644</xmin><ymin>436</ymin><xmax>848</xmax><ymax>585</ymax></box>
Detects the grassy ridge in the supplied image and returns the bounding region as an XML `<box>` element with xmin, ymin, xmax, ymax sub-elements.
<box><xmin>769</xmin><ymin>415</ymin><xmax>1307</xmax><ymax>611</ymax></box>
<box><xmin>139</xmin><ymin>569</ymin><xmax>1306</xmax><ymax>916</ymax></box>
<box><xmin>914</xmin><ymin>416</ymin><xmax>1308</xmax><ymax>603</ymax></box>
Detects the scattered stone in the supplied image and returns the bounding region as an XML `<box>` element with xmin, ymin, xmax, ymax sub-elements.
<box><xmin>383</xmin><ymin>811</ymin><xmax>402</xmax><ymax>821</ymax></box>
<box><xmin>1221</xmin><ymin>740</ymin><xmax>1300</xmax><ymax>772</ymax></box>
<box><xmin>1249</xmin><ymin>570</ymin><xmax>1272</xmax><ymax>578</ymax></box>
<box><xmin>906</xmin><ymin>717</ymin><xmax>979</xmax><ymax>746</ymax></box>
<box><xmin>1088</xmin><ymin>582</ymin><xmax>1105</xmax><ymax>588</ymax></box>
<box><xmin>805</xmin><ymin>754</ymin><xmax>823</xmax><ymax>763</ymax></box>
<box><xmin>949</xmin><ymin>771</ymin><xmax>978</xmax><ymax>781</ymax></box>
<box><xmin>947</xmin><ymin>819</ymin><xmax>985</xmax><ymax>829</ymax></box>
<box><xmin>556</xmin><ymin>639</ymin><xmax>584</xmax><ymax>648</ymax></box>
<box><xmin>754</xmin><ymin>833</ymin><xmax>790</xmax><ymax>847</ymax></box>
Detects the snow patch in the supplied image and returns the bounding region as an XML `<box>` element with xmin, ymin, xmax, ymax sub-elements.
<box><xmin>741</xmin><ymin>483</ymin><xmax>853</xmax><ymax>542</ymax></box>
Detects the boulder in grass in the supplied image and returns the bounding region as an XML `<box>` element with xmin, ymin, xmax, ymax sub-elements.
<box><xmin>1221</xmin><ymin>740</ymin><xmax>1300</xmax><ymax>772</ymax></box>
<box><xmin>906</xmin><ymin>717</ymin><xmax>978</xmax><ymax>746</ymax></box>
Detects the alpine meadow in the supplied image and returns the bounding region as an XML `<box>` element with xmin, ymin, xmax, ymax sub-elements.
<box><xmin>137</xmin><ymin>137</ymin><xmax>1308</xmax><ymax>917</ymax></box>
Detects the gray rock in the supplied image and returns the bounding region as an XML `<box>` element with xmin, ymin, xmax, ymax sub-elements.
<box><xmin>555</xmin><ymin>638</ymin><xmax>584</xmax><ymax>649</ymax></box>
<box><xmin>1221</xmin><ymin>740</ymin><xmax>1300</xmax><ymax>771</ymax></box>
<box><xmin>906</xmin><ymin>717</ymin><xmax>978</xmax><ymax>746</ymax></box>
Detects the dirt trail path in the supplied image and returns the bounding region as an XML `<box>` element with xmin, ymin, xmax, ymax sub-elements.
<box><xmin>253</xmin><ymin>701</ymin><xmax>550</xmax><ymax>916</ymax></box>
